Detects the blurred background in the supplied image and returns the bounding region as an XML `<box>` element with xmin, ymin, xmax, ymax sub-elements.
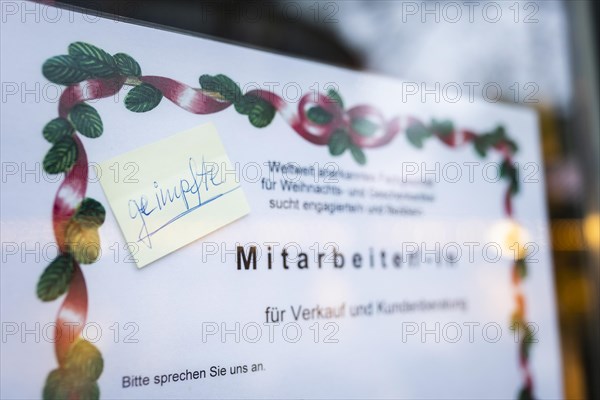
<box><xmin>54</xmin><ymin>0</ymin><xmax>600</xmax><ymax>398</ymax></box>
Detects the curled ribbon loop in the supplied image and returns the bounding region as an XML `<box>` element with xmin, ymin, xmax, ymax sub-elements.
<box><xmin>295</xmin><ymin>93</ymin><xmax>343</xmax><ymax>145</ymax></box>
<box><xmin>346</xmin><ymin>105</ymin><xmax>401</xmax><ymax>148</ymax></box>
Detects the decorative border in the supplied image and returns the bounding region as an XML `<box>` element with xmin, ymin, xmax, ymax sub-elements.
<box><xmin>38</xmin><ymin>42</ymin><xmax>534</xmax><ymax>399</ymax></box>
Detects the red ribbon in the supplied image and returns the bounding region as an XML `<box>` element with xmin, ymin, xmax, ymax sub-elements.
<box><xmin>140</xmin><ymin>76</ymin><xmax>231</xmax><ymax>114</ymax></box>
<box><xmin>53</xmin><ymin>78</ymin><xmax>124</xmax><ymax>364</ymax></box>
<box><xmin>53</xmin><ymin>136</ymin><xmax>88</xmax><ymax>365</ymax></box>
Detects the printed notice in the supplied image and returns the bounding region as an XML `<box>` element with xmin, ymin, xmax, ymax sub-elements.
<box><xmin>99</xmin><ymin>123</ymin><xmax>250</xmax><ymax>268</ymax></box>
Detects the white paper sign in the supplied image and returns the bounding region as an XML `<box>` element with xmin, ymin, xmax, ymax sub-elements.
<box><xmin>0</xmin><ymin>4</ymin><xmax>562</xmax><ymax>399</ymax></box>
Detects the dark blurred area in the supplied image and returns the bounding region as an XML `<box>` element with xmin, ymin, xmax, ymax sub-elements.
<box><xmin>55</xmin><ymin>1</ymin><xmax>600</xmax><ymax>398</ymax></box>
<box><xmin>54</xmin><ymin>0</ymin><xmax>364</xmax><ymax>69</ymax></box>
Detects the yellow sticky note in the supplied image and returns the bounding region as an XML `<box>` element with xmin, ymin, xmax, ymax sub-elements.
<box><xmin>99</xmin><ymin>123</ymin><xmax>250</xmax><ymax>268</ymax></box>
